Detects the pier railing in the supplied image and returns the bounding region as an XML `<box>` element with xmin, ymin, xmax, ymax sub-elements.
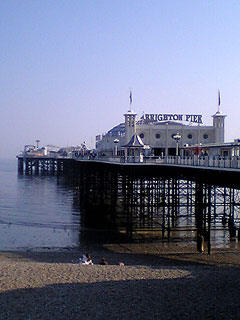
<box><xmin>162</xmin><ymin>155</ymin><xmax>240</xmax><ymax>169</ymax></box>
<box><xmin>93</xmin><ymin>155</ymin><xmax>240</xmax><ymax>170</ymax></box>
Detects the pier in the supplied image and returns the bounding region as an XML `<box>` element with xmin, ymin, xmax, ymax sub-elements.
<box><xmin>17</xmin><ymin>156</ymin><xmax>74</xmax><ymax>175</ymax></box>
<box><xmin>17</xmin><ymin>155</ymin><xmax>240</xmax><ymax>253</ymax></box>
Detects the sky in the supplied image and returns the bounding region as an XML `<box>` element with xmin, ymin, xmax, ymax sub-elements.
<box><xmin>1</xmin><ymin>0</ymin><xmax>240</xmax><ymax>159</ymax></box>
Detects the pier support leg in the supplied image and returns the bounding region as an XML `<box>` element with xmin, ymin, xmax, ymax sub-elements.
<box><xmin>162</xmin><ymin>180</ymin><xmax>166</xmax><ymax>239</ymax></box>
<box><xmin>208</xmin><ymin>185</ymin><xmax>211</xmax><ymax>255</ymax></box>
<box><xmin>197</xmin><ymin>235</ymin><xmax>204</xmax><ymax>253</ymax></box>
<box><xmin>167</xmin><ymin>179</ymin><xmax>171</xmax><ymax>241</ymax></box>
<box><xmin>18</xmin><ymin>158</ymin><xmax>24</xmax><ymax>173</ymax></box>
<box><xmin>195</xmin><ymin>182</ymin><xmax>204</xmax><ymax>253</ymax></box>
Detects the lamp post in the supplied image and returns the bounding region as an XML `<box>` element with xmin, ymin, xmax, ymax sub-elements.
<box><xmin>113</xmin><ymin>139</ymin><xmax>119</xmax><ymax>157</ymax></box>
<box><xmin>172</xmin><ymin>133</ymin><xmax>181</xmax><ymax>156</ymax></box>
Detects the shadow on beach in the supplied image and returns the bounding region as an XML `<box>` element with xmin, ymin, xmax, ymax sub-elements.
<box><xmin>0</xmin><ymin>268</ymin><xmax>240</xmax><ymax>320</ymax></box>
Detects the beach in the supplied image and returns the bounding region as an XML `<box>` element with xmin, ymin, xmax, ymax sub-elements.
<box><xmin>0</xmin><ymin>243</ymin><xmax>240</xmax><ymax>319</ymax></box>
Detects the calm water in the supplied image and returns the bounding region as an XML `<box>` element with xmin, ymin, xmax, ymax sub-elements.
<box><xmin>0</xmin><ymin>159</ymin><xmax>81</xmax><ymax>250</ymax></box>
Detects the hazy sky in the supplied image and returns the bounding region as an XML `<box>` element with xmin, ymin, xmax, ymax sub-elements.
<box><xmin>1</xmin><ymin>0</ymin><xmax>240</xmax><ymax>159</ymax></box>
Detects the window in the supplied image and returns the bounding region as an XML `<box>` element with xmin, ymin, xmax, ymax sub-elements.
<box><xmin>203</xmin><ymin>134</ymin><xmax>208</xmax><ymax>139</ymax></box>
<box><xmin>155</xmin><ymin>133</ymin><xmax>161</xmax><ymax>139</ymax></box>
<box><xmin>139</xmin><ymin>133</ymin><xmax>144</xmax><ymax>139</ymax></box>
<box><xmin>187</xmin><ymin>134</ymin><xmax>192</xmax><ymax>139</ymax></box>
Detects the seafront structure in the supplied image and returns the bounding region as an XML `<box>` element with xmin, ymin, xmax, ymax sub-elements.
<box><xmin>16</xmin><ymin>93</ymin><xmax>240</xmax><ymax>253</ymax></box>
<box><xmin>17</xmin><ymin>131</ymin><xmax>240</xmax><ymax>253</ymax></box>
<box><xmin>96</xmin><ymin>106</ymin><xmax>227</xmax><ymax>158</ymax></box>
<box><xmin>17</xmin><ymin>151</ymin><xmax>240</xmax><ymax>254</ymax></box>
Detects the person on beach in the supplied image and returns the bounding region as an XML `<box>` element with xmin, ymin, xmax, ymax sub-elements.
<box><xmin>76</xmin><ymin>253</ymin><xmax>93</xmax><ymax>265</ymax></box>
<box><xmin>99</xmin><ymin>257</ymin><xmax>108</xmax><ymax>265</ymax></box>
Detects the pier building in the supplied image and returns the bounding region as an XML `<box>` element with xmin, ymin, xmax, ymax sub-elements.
<box><xmin>96</xmin><ymin>108</ymin><xmax>227</xmax><ymax>158</ymax></box>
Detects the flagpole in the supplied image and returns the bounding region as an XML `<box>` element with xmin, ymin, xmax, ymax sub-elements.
<box><xmin>218</xmin><ymin>90</ymin><xmax>221</xmax><ymax>112</ymax></box>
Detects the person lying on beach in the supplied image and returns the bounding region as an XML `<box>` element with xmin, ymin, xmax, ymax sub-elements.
<box><xmin>75</xmin><ymin>253</ymin><xmax>93</xmax><ymax>265</ymax></box>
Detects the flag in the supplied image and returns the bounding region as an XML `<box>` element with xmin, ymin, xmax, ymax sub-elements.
<box><xmin>218</xmin><ymin>90</ymin><xmax>221</xmax><ymax>106</ymax></box>
<box><xmin>129</xmin><ymin>90</ymin><xmax>132</xmax><ymax>105</ymax></box>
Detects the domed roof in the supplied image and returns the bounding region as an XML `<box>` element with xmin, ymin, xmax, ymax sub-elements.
<box><xmin>106</xmin><ymin>123</ymin><xmax>125</xmax><ymax>137</ymax></box>
<box><xmin>107</xmin><ymin>123</ymin><xmax>125</xmax><ymax>133</ymax></box>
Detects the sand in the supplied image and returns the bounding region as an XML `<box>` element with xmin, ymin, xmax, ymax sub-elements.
<box><xmin>0</xmin><ymin>242</ymin><xmax>240</xmax><ymax>319</ymax></box>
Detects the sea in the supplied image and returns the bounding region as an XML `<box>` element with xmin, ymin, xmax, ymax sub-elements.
<box><xmin>0</xmin><ymin>159</ymin><xmax>81</xmax><ymax>251</ymax></box>
<box><xmin>0</xmin><ymin>158</ymin><xmax>239</xmax><ymax>251</ymax></box>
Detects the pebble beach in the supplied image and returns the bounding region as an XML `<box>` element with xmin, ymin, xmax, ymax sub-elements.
<box><xmin>0</xmin><ymin>243</ymin><xmax>240</xmax><ymax>320</ymax></box>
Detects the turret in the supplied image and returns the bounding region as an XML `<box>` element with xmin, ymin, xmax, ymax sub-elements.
<box><xmin>124</xmin><ymin>110</ymin><xmax>137</xmax><ymax>144</ymax></box>
<box><xmin>212</xmin><ymin>91</ymin><xmax>227</xmax><ymax>143</ymax></box>
<box><xmin>212</xmin><ymin>110</ymin><xmax>226</xmax><ymax>143</ymax></box>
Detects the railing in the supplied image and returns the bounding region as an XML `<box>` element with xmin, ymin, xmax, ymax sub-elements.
<box><xmin>91</xmin><ymin>155</ymin><xmax>240</xmax><ymax>170</ymax></box>
<box><xmin>163</xmin><ymin>155</ymin><xmax>240</xmax><ymax>169</ymax></box>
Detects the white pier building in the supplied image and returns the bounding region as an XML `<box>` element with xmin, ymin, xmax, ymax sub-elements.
<box><xmin>96</xmin><ymin>107</ymin><xmax>227</xmax><ymax>158</ymax></box>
